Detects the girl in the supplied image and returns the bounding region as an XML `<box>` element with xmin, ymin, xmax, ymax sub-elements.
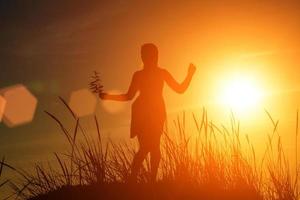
<box><xmin>100</xmin><ymin>43</ymin><xmax>196</xmax><ymax>182</ymax></box>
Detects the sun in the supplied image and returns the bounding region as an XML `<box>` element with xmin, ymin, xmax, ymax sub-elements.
<box><xmin>219</xmin><ymin>75</ymin><xmax>263</xmax><ymax>114</ymax></box>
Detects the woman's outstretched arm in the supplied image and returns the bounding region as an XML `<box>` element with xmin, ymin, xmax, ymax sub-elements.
<box><xmin>163</xmin><ymin>63</ymin><xmax>196</xmax><ymax>94</ymax></box>
<box><xmin>99</xmin><ymin>72</ymin><xmax>139</xmax><ymax>101</ymax></box>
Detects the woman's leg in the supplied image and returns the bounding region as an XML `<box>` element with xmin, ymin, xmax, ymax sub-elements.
<box><xmin>150</xmin><ymin>134</ymin><xmax>161</xmax><ymax>182</ymax></box>
<box><xmin>129</xmin><ymin>137</ymin><xmax>149</xmax><ymax>182</ymax></box>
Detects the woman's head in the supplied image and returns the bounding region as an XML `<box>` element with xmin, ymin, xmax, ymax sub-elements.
<box><xmin>141</xmin><ymin>43</ymin><xmax>158</xmax><ymax>67</ymax></box>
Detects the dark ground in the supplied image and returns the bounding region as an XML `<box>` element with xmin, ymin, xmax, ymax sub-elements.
<box><xmin>28</xmin><ymin>182</ymin><xmax>263</xmax><ymax>200</ymax></box>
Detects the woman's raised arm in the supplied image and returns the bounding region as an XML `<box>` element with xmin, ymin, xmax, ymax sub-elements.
<box><xmin>163</xmin><ymin>63</ymin><xmax>196</xmax><ymax>93</ymax></box>
<box><xmin>100</xmin><ymin>72</ymin><xmax>139</xmax><ymax>101</ymax></box>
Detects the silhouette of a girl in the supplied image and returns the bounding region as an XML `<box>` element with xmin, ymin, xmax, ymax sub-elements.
<box><xmin>99</xmin><ymin>43</ymin><xmax>196</xmax><ymax>182</ymax></box>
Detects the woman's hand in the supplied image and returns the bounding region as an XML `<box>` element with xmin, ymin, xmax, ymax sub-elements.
<box><xmin>188</xmin><ymin>63</ymin><xmax>196</xmax><ymax>75</ymax></box>
<box><xmin>99</xmin><ymin>92</ymin><xmax>106</xmax><ymax>100</ymax></box>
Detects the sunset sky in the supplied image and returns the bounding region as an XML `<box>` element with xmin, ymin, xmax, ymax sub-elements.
<box><xmin>1</xmin><ymin>0</ymin><xmax>300</xmax><ymax>168</ymax></box>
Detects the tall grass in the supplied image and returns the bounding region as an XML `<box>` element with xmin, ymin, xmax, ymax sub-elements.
<box><xmin>0</xmin><ymin>157</ymin><xmax>19</xmax><ymax>199</ymax></box>
<box><xmin>7</xmin><ymin>98</ymin><xmax>300</xmax><ymax>200</ymax></box>
<box><xmin>0</xmin><ymin>157</ymin><xmax>11</xmax><ymax>192</ymax></box>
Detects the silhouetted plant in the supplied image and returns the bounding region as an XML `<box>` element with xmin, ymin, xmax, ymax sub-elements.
<box><xmin>5</xmin><ymin>99</ymin><xmax>300</xmax><ymax>200</ymax></box>
<box><xmin>89</xmin><ymin>71</ymin><xmax>103</xmax><ymax>95</ymax></box>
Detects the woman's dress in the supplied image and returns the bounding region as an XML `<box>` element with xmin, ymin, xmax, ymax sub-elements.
<box><xmin>130</xmin><ymin>68</ymin><xmax>166</xmax><ymax>141</ymax></box>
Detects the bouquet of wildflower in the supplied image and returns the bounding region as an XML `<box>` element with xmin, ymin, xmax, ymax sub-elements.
<box><xmin>89</xmin><ymin>71</ymin><xmax>103</xmax><ymax>96</ymax></box>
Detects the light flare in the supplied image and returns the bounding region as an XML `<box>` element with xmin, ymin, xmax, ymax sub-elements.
<box><xmin>219</xmin><ymin>76</ymin><xmax>263</xmax><ymax>115</ymax></box>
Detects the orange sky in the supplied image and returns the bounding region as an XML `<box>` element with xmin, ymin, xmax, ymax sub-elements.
<box><xmin>1</xmin><ymin>1</ymin><xmax>300</xmax><ymax>173</ymax></box>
